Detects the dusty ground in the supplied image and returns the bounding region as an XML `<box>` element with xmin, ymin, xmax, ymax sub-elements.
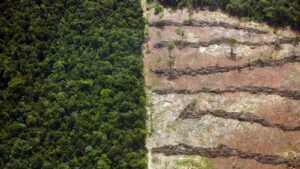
<box><xmin>143</xmin><ymin>1</ymin><xmax>300</xmax><ymax>169</ymax></box>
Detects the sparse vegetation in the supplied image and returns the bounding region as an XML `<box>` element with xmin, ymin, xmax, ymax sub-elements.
<box><xmin>226</xmin><ymin>38</ymin><xmax>239</xmax><ymax>47</ymax></box>
<box><xmin>289</xmin><ymin>37</ymin><xmax>300</xmax><ymax>55</ymax></box>
<box><xmin>175</xmin><ymin>27</ymin><xmax>185</xmax><ymax>40</ymax></box>
<box><xmin>226</xmin><ymin>38</ymin><xmax>238</xmax><ymax>61</ymax></box>
<box><xmin>151</xmin><ymin>156</ymin><xmax>159</xmax><ymax>164</ymax></box>
<box><xmin>156</xmin><ymin>31</ymin><xmax>162</xmax><ymax>39</ymax></box>
<box><xmin>159</xmin><ymin>13</ymin><xmax>165</xmax><ymax>19</ymax></box>
<box><xmin>175</xmin><ymin>158</ymin><xmax>201</xmax><ymax>168</ymax></box>
<box><xmin>174</xmin><ymin>157</ymin><xmax>216</xmax><ymax>169</ymax></box>
<box><xmin>175</xmin><ymin>28</ymin><xmax>181</xmax><ymax>35</ymax></box>
<box><xmin>154</xmin><ymin>5</ymin><xmax>163</xmax><ymax>15</ymax></box>
<box><xmin>167</xmin><ymin>58</ymin><xmax>175</xmax><ymax>67</ymax></box>
<box><xmin>155</xmin><ymin>56</ymin><xmax>162</xmax><ymax>63</ymax></box>
<box><xmin>145</xmin><ymin>27</ymin><xmax>150</xmax><ymax>36</ymax></box>
<box><xmin>167</xmin><ymin>42</ymin><xmax>175</xmax><ymax>51</ymax></box>
<box><xmin>167</xmin><ymin>42</ymin><xmax>175</xmax><ymax>58</ymax></box>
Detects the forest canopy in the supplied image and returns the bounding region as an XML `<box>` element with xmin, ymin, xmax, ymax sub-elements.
<box><xmin>0</xmin><ymin>0</ymin><xmax>146</xmax><ymax>168</ymax></box>
<box><xmin>148</xmin><ymin>0</ymin><xmax>300</xmax><ymax>29</ymax></box>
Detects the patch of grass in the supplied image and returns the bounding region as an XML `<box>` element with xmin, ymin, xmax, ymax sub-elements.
<box><xmin>226</xmin><ymin>38</ymin><xmax>239</xmax><ymax>47</ymax></box>
<box><xmin>167</xmin><ymin>42</ymin><xmax>175</xmax><ymax>51</ymax></box>
<box><xmin>175</xmin><ymin>158</ymin><xmax>200</xmax><ymax>168</ymax></box>
<box><xmin>155</xmin><ymin>56</ymin><xmax>162</xmax><ymax>63</ymax></box>
<box><xmin>167</xmin><ymin>42</ymin><xmax>175</xmax><ymax>58</ymax></box>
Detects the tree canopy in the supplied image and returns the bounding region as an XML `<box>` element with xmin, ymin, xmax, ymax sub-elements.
<box><xmin>150</xmin><ymin>0</ymin><xmax>300</xmax><ymax>29</ymax></box>
<box><xmin>0</xmin><ymin>0</ymin><xmax>146</xmax><ymax>168</ymax></box>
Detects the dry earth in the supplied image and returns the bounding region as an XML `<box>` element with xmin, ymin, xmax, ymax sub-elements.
<box><xmin>142</xmin><ymin>1</ymin><xmax>300</xmax><ymax>169</ymax></box>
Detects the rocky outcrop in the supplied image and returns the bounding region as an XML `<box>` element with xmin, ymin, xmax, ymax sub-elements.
<box><xmin>154</xmin><ymin>86</ymin><xmax>300</xmax><ymax>100</ymax></box>
<box><xmin>153</xmin><ymin>37</ymin><xmax>300</xmax><ymax>48</ymax></box>
<box><xmin>152</xmin><ymin>144</ymin><xmax>300</xmax><ymax>167</ymax></box>
<box><xmin>178</xmin><ymin>102</ymin><xmax>300</xmax><ymax>131</ymax></box>
<box><xmin>153</xmin><ymin>55</ymin><xmax>300</xmax><ymax>79</ymax></box>
<box><xmin>149</xmin><ymin>20</ymin><xmax>268</xmax><ymax>34</ymax></box>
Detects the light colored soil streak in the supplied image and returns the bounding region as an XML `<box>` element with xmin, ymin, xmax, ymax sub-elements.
<box><xmin>149</xmin><ymin>20</ymin><xmax>268</xmax><ymax>34</ymax></box>
<box><xmin>152</xmin><ymin>143</ymin><xmax>300</xmax><ymax>167</ymax></box>
<box><xmin>153</xmin><ymin>55</ymin><xmax>300</xmax><ymax>79</ymax></box>
<box><xmin>178</xmin><ymin>102</ymin><xmax>300</xmax><ymax>131</ymax></box>
<box><xmin>154</xmin><ymin>86</ymin><xmax>300</xmax><ymax>100</ymax></box>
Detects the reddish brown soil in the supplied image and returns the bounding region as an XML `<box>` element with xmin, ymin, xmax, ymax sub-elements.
<box><xmin>150</xmin><ymin>63</ymin><xmax>300</xmax><ymax>91</ymax></box>
<box><xmin>221</xmin><ymin>128</ymin><xmax>300</xmax><ymax>155</ymax></box>
<box><xmin>212</xmin><ymin>157</ymin><xmax>288</xmax><ymax>169</ymax></box>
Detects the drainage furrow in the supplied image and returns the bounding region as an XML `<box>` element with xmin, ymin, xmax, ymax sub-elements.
<box><xmin>152</xmin><ymin>144</ymin><xmax>300</xmax><ymax>167</ymax></box>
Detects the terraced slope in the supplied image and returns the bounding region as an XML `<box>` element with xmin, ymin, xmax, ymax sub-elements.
<box><xmin>142</xmin><ymin>3</ymin><xmax>300</xmax><ymax>169</ymax></box>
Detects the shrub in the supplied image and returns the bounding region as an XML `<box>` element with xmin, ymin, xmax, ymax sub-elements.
<box><xmin>154</xmin><ymin>5</ymin><xmax>163</xmax><ymax>15</ymax></box>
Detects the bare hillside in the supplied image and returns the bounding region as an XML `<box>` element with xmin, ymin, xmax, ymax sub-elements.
<box><xmin>143</xmin><ymin>2</ymin><xmax>300</xmax><ymax>169</ymax></box>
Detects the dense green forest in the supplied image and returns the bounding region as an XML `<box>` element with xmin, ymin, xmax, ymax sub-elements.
<box><xmin>149</xmin><ymin>0</ymin><xmax>300</xmax><ymax>29</ymax></box>
<box><xmin>0</xmin><ymin>0</ymin><xmax>146</xmax><ymax>168</ymax></box>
